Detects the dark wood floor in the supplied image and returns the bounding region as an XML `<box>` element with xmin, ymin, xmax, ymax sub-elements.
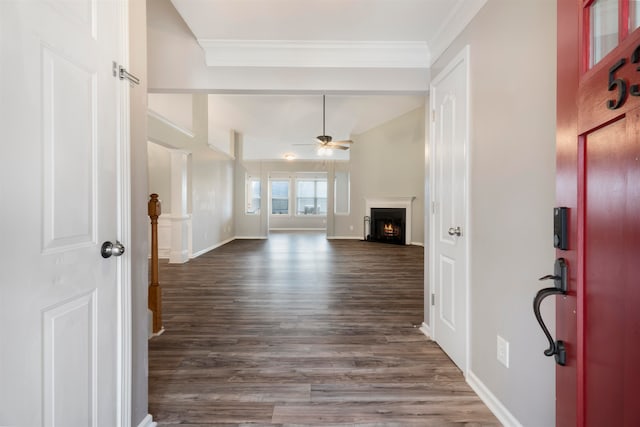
<box><xmin>149</xmin><ymin>231</ymin><xmax>499</xmax><ymax>426</ymax></box>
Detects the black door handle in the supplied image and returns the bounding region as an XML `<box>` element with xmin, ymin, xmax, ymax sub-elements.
<box><xmin>533</xmin><ymin>258</ymin><xmax>568</xmax><ymax>366</ymax></box>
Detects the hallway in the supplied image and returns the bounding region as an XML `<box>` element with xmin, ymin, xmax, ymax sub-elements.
<box><xmin>148</xmin><ymin>232</ymin><xmax>498</xmax><ymax>425</ymax></box>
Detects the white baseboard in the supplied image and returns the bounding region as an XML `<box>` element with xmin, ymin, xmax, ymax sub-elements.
<box><xmin>234</xmin><ymin>236</ymin><xmax>268</xmax><ymax>240</ymax></box>
<box><xmin>466</xmin><ymin>370</ymin><xmax>522</xmax><ymax>427</ymax></box>
<box><xmin>269</xmin><ymin>228</ymin><xmax>326</xmax><ymax>231</ymax></box>
<box><xmin>147</xmin><ymin>309</ymin><xmax>165</xmax><ymax>339</ymax></box>
<box><xmin>150</xmin><ymin>327</ymin><xmax>165</xmax><ymax>338</ymax></box>
<box><xmin>169</xmin><ymin>249</ymin><xmax>190</xmax><ymax>264</ymax></box>
<box><xmin>190</xmin><ymin>237</ymin><xmax>234</xmax><ymax>259</ymax></box>
<box><xmin>411</xmin><ymin>241</ymin><xmax>425</xmax><ymax>247</ymax></box>
<box><xmin>419</xmin><ymin>322</ymin><xmax>431</xmax><ymax>339</ymax></box>
<box><xmin>136</xmin><ymin>414</ymin><xmax>157</xmax><ymax>427</ymax></box>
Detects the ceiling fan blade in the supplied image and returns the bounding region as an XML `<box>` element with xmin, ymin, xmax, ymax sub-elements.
<box><xmin>329</xmin><ymin>139</ymin><xmax>353</xmax><ymax>145</ymax></box>
<box><xmin>329</xmin><ymin>144</ymin><xmax>350</xmax><ymax>150</ymax></box>
<box><xmin>326</xmin><ymin>142</ymin><xmax>352</xmax><ymax>148</ymax></box>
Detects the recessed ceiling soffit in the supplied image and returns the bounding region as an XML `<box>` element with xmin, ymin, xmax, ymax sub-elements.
<box><xmin>197</xmin><ymin>40</ymin><xmax>430</xmax><ymax>68</ymax></box>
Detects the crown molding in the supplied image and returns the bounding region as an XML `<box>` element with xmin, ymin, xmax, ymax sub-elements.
<box><xmin>428</xmin><ymin>0</ymin><xmax>488</xmax><ymax>65</ymax></box>
<box><xmin>198</xmin><ymin>39</ymin><xmax>430</xmax><ymax>69</ymax></box>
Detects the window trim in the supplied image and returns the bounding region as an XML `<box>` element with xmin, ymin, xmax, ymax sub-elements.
<box><xmin>245</xmin><ymin>175</ymin><xmax>261</xmax><ymax>215</ymax></box>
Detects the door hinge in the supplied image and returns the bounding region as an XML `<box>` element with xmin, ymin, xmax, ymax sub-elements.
<box><xmin>431</xmin><ymin>293</ymin><xmax>435</xmax><ymax>306</ymax></box>
<box><xmin>431</xmin><ymin>109</ymin><xmax>436</xmax><ymax>122</ymax></box>
<box><xmin>431</xmin><ymin>201</ymin><xmax>437</xmax><ymax>214</ymax></box>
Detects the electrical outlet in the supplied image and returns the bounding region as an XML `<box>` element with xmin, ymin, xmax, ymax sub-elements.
<box><xmin>497</xmin><ymin>335</ymin><xmax>510</xmax><ymax>368</ymax></box>
<box><xmin>349</xmin><ymin>225</ymin><xmax>354</xmax><ymax>231</ymax></box>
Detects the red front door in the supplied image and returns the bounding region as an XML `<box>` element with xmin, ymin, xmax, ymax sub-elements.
<box><xmin>557</xmin><ymin>1</ymin><xmax>640</xmax><ymax>425</ymax></box>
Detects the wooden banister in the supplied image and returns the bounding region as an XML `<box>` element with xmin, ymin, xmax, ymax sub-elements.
<box><xmin>148</xmin><ymin>193</ymin><xmax>163</xmax><ymax>334</ymax></box>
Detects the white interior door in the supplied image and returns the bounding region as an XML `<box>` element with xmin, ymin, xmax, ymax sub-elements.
<box><xmin>430</xmin><ymin>46</ymin><xmax>470</xmax><ymax>372</ymax></box>
<box><xmin>0</xmin><ymin>0</ymin><xmax>125</xmax><ymax>425</ymax></box>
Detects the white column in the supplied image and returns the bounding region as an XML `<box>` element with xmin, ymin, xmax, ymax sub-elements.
<box><xmin>169</xmin><ymin>150</ymin><xmax>190</xmax><ymax>263</ymax></box>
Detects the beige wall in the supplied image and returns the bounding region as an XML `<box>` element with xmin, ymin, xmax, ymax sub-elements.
<box><xmin>334</xmin><ymin>106</ymin><xmax>426</xmax><ymax>244</ymax></box>
<box><xmin>147</xmin><ymin>141</ymin><xmax>172</xmax><ymax>209</ymax></box>
<box><xmin>190</xmin><ymin>147</ymin><xmax>234</xmax><ymax>252</ymax></box>
<box><xmin>429</xmin><ymin>0</ymin><xmax>557</xmax><ymax>425</ymax></box>
<box><xmin>148</xmin><ymin>94</ymin><xmax>235</xmax><ymax>256</ymax></box>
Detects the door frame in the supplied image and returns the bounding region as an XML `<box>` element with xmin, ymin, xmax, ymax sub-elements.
<box><xmin>428</xmin><ymin>45</ymin><xmax>472</xmax><ymax>375</ymax></box>
<box><xmin>556</xmin><ymin>0</ymin><xmax>579</xmax><ymax>424</ymax></box>
<box><xmin>116</xmin><ymin>1</ymin><xmax>133</xmax><ymax>424</ymax></box>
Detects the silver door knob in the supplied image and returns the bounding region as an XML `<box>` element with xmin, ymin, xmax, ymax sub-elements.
<box><xmin>448</xmin><ymin>227</ymin><xmax>462</xmax><ymax>237</ymax></box>
<box><xmin>101</xmin><ymin>241</ymin><xmax>125</xmax><ymax>258</ymax></box>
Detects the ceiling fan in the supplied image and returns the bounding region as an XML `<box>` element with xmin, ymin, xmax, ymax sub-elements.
<box><xmin>295</xmin><ymin>95</ymin><xmax>353</xmax><ymax>151</ymax></box>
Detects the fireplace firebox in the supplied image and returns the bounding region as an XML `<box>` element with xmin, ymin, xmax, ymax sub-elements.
<box><xmin>369</xmin><ymin>208</ymin><xmax>406</xmax><ymax>245</ymax></box>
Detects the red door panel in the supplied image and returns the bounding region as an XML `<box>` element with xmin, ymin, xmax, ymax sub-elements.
<box><xmin>584</xmin><ymin>113</ymin><xmax>640</xmax><ymax>425</ymax></box>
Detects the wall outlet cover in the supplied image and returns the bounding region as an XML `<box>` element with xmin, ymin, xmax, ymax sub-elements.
<box><xmin>497</xmin><ymin>335</ymin><xmax>510</xmax><ymax>368</ymax></box>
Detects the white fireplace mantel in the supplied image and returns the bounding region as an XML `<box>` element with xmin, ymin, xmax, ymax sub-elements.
<box><xmin>365</xmin><ymin>196</ymin><xmax>416</xmax><ymax>245</ymax></box>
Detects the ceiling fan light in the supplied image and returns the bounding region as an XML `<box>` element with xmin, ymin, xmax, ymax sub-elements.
<box><xmin>316</xmin><ymin>147</ymin><xmax>334</xmax><ymax>157</ymax></box>
<box><xmin>317</xmin><ymin>147</ymin><xmax>326</xmax><ymax>156</ymax></box>
<box><xmin>283</xmin><ymin>153</ymin><xmax>296</xmax><ymax>161</ymax></box>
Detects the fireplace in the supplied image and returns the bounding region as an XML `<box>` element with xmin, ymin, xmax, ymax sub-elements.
<box><xmin>364</xmin><ymin>197</ymin><xmax>415</xmax><ymax>245</ymax></box>
<box><xmin>369</xmin><ymin>208</ymin><xmax>406</xmax><ymax>245</ymax></box>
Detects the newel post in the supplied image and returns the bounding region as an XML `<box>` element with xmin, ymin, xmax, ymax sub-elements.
<box><xmin>148</xmin><ymin>193</ymin><xmax>163</xmax><ymax>334</ymax></box>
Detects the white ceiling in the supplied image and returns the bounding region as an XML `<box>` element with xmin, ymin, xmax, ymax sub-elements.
<box><xmin>171</xmin><ymin>0</ymin><xmax>456</xmax><ymax>42</ymax></box>
<box><xmin>152</xmin><ymin>0</ymin><xmax>485</xmax><ymax>160</ymax></box>
<box><xmin>208</xmin><ymin>94</ymin><xmax>426</xmax><ymax>160</ymax></box>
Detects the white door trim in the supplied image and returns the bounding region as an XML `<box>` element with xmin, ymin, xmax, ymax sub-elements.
<box><xmin>428</xmin><ymin>44</ymin><xmax>471</xmax><ymax>375</ymax></box>
<box><xmin>117</xmin><ymin>1</ymin><xmax>132</xmax><ymax>425</ymax></box>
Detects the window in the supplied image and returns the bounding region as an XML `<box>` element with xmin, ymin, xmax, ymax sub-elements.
<box><xmin>270</xmin><ymin>179</ymin><xmax>289</xmax><ymax>215</ymax></box>
<box><xmin>246</xmin><ymin>176</ymin><xmax>261</xmax><ymax>214</ymax></box>
<box><xmin>589</xmin><ymin>0</ymin><xmax>619</xmax><ymax>67</ymax></box>
<box><xmin>632</xmin><ymin>0</ymin><xmax>640</xmax><ymax>31</ymax></box>
<box><xmin>296</xmin><ymin>179</ymin><xmax>327</xmax><ymax>215</ymax></box>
